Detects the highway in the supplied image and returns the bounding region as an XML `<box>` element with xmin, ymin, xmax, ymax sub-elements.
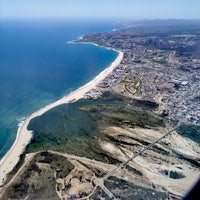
<box><xmin>93</xmin><ymin>178</ymin><xmax>117</xmax><ymax>200</ymax></box>
<box><xmin>92</xmin><ymin>121</ymin><xmax>183</xmax><ymax>200</ymax></box>
<box><xmin>102</xmin><ymin>121</ymin><xmax>182</xmax><ymax>181</ymax></box>
<box><xmin>1</xmin><ymin>120</ymin><xmax>191</xmax><ymax>200</ymax></box>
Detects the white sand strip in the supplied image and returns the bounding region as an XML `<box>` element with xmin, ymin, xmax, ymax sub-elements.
<box><xmin>0</xmin><ymin>50</ymin><xmax>123</xmax><ymax>186</ymax></box>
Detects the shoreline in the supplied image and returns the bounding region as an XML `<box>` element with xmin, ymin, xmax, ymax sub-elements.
<box><xmin>0</xmin><ymin>47</ymin><xmax>123</xmax><ymax>186</ymax></box>
<box><xmin>68</xmin><ymin>39</ymin><xmax>118</xmax><ymax>52</ymax></box>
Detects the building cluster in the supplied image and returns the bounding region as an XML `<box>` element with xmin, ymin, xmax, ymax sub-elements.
<box><xmin>79</xmin><ymin>25</ymin><xmax>200</xmax><ymax>124</ymax></box>
<box><xmin>97</xmin><ymin>65</ymin><xmax>125</xmax><ymax>88</ymax></box>
<box><xmin>84</xmin><ymin>89</ymin><xmax>102</xmax><ymax>99</ymax></box>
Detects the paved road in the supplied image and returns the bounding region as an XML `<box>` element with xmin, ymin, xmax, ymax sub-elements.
<box><xmin>91</xmin><ymin>121</ymin><xmax>183</xmax><ymax>200</ymax></box>
<box><xmin>102</xmin><ymin>121</ymin><xmax>182</xmax><ymax>181</ymax></box>
<box><xmin>0</xmin><ymin>121</ymin><xmax>185</xmax><ymax>200</ymax></box>
<box><xmin>93</xmin><ymin>178</ymin><xmax>117</xmax><ymax>200</ymax></box>
<box><xmin>0</xmin><ymin>152</ymin><xmax>38</xmax><ymax>198</ymax></box>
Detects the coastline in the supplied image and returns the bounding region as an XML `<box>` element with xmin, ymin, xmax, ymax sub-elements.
<box><xmin>68</xmin><ymin>39</ymin><xmax>117</xmax><ymax>52</ymax></box>
<box><xmin>0</xmin><ymin>48</ymin><xmax>123</xmax><ymax>186</ymax></box>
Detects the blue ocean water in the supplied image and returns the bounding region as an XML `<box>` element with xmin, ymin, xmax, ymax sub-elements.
<box><xmin>0</xmin><ymin>19</ymin><xmax>119</xmax><ymax>160</ymax></box>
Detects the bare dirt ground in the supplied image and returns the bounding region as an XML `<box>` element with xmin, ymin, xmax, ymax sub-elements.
<box><xmin>99</xmin><ymin>126</ymin><xmax>200</xmax><ymax>197</ymax></box>
<box><xmin>1</xmin><ymin>125</ymin><xmax>199</xmax><ymax>200</ymax></box>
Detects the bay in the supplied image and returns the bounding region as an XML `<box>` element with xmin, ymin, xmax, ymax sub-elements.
<box><xmin>0</xmin><ymin>19</ymin><xmax>119</xmax><ymax>159</ymax></box>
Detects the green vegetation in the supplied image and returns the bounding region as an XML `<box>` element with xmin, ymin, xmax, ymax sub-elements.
<box><xmin>103</xmin><ymin>176</ymin><xmax>167</xmax><ymax>200</ymax></box>
<box><xmin>3</xmin><ymin>152</ymin><xmax>73</xmax><ymax>200</ymax></box>
<box><xmin>101</xmin><ymin>91</ymin><xmax>158</xmax><ymax>111</ymax></box>
<box><xmin>5</xmin><ymin>153</ymin><xmax>26</xmax><ymax>185</ymax></box>
<box><xmin>98</xmin><ymin>104</ymin><xmax>164</xmax><ymax>128</ymax></box>
<box><xmin>126</xmin><ymin>165</ymin><xmax>143</xmax><ymax>176</ymax></box>
<box><xmin>161</xmin><ymin>170</ymin><xmax>185</xmax><ymax>179</ymax></box>
<box><xmin>35</xmin><ymin>152</ymin><xmax>74</xmax><ymax>178</ymax></box>
<box><xmin>143</xmin><ymin>50</ymin><xmax>168</xmax><ymax>64</ymax></box>
<box><xmin>27</xmin><ymin>97</ymin><xmax>164</xmax><ymax>164</ymax></box>
<box><xmin>57</xmin><ymin>183</ymin><xmax>63</xmax><ymax>191</ymax></box>
<box><xmin>177</xmin><ymin>124</ymin><xmax>200</xmax><ymax>143</ymax></box>
<box><xmin>123</xmin><ymin>72</ymin><xmax>142</xmax><ymax>96</ymax></box>
<box><xmin>135</xmin><ymin>73</ymin><xmax>143</xmax><ymax>96</ymax></box>
<box><xmin>27</xmin><ymin>101</ymin><xmax>119</xmax><ymax>163</ymax></box>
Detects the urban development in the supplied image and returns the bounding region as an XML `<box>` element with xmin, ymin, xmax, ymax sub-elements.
<box><xmin>1</xmin><ymin>20</ymin><xmax>200</xmax><ymax>200</ymax></box>
<box><xmin>82</xmin><ymin>20</ymin><xmax>200</xmax><ymax>125</ymax></box>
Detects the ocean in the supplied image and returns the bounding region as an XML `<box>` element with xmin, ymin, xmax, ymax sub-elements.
<box><xmin>0</xmin><ymin>19</ymin><xmax>119</xmax><ymax>160</ymax></box>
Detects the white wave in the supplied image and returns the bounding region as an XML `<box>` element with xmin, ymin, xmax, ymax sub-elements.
<box><xmin>0</xmin><ymin>118</ymin><xmax>25</xmax><ymax>165</ymax></box>
<box><xmin>17</xmin><ymin>117</ymin><xmax>25</xmax><ymax>127</ymax></box>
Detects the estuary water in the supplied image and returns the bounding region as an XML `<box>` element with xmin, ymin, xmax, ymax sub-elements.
<box><xmin>0</xmin><ymin>19</ymin><xmax>119</xmax><ymax>160</ymax></box>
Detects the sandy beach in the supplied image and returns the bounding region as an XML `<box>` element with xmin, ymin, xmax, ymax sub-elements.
<box><xmin>0</xmin><ymin>50</ymin><xmax>123</xmax><ymax>186</ymax></box>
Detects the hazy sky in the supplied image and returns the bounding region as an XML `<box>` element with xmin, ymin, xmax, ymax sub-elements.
<box><xmin>1</xmin><ymin>0</ymin><xmax>200</xmax><ymax>20</ymax></box>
